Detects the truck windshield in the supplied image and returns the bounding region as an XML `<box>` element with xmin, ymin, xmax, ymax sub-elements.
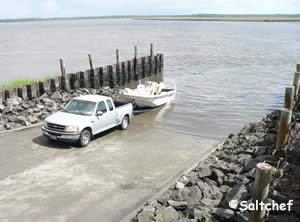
<box><xmin>64</xmin><ymin>99</ymin><xmax>96</xmax><ymax>116</ymax></box>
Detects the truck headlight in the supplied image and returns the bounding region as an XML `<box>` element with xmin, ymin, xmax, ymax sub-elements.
<box><xmin>65</xmin><ymin>126</ymin><xmax>80</xmax><ymax>133</ymax></box>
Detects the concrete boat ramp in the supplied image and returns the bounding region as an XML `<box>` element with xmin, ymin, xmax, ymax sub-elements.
<box><xmin>0</xmin><ymin>107</ymin><xmax>216</xmax><ymax>222</ymax></box>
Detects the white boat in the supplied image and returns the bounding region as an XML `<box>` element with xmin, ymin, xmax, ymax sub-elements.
<box><xmin>119</xmin><ymin>81</ymin><xmax>176</xmax><ymax>108</ymax></box>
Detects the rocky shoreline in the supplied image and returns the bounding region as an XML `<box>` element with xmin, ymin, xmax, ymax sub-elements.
<box><xmin>0</xmin><ymin>87</ymin><xmax>122</xmax><ymax>132</ymax></box>
<box><xmin>131</xmin><ymin>109</ymin><xmax>300</xmax><ymax>221</ymax></box>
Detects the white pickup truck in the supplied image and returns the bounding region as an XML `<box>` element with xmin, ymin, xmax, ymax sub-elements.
<box><xmin>42</xmin><ymin>95</ymin><xmax>133</xmax><ymax>147</ymax></box>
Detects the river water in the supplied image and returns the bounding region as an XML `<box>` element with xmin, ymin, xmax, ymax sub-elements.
<box><xmin>0</xmin><ymin>19</ymin><xmax>299</xmax><ymax>139</ymax></box>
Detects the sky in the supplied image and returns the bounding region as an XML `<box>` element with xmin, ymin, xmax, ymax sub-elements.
<box><xmin>0</xmin><ymin>0</ymin><xmax>299</xmax><ymax>19</ymax></box>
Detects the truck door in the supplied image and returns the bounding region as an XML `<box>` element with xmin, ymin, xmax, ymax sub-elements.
<box><xmin>106</xmin><ymin>99</ymin><xmax>117</xmax><ymax>127</ymax></box>
<box><xmin>93</xmin><ymin>101</ymin><xmax>111</xmax><ymax>133</ymax></box>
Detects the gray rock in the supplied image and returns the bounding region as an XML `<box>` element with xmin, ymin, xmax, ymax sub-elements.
<box><xmin>0</xmin><ymin>104</ymin><xmax>4</xmax><ymax>112</ymax></box>
<box><xmin>268</xmin><ymin>215</ymin><xmax>300</xmax><ymax>222</ymax></box>
<box><xmin>51</xmin><ymin>91</ymin><xmax>62</xmax><ymax>101</ymax></box>
<box><xmin>245</xmin><ymin>168</ymin><xmax>256</xmax><ymax>179</ymax></box>
<box><xmin>4</xmin><ymin>123</ymin><xmax>12</xmax><ymax>130</ymax></box>
<box><xmin>197</xmin><ymin>178</ymin><xmax>222</xmax><ymax>201</ymax></box>
<box><xmin>222</xmin><ymin>184</ymin><xmax>248</xmax><ymax>208</ymax></box>
<box><xmin>27</xmin><ymin>116</ymin><xmax>38</xmax><ymax>124</ymax></box>
<box><xmin>198</xmin><ymin>167</ymin><xmax>212</xmax><ymax>178</ymax></box>
<box><xmin>211</xmin><ymin>168</ymin><xmax>225</xmax><ymax>185</ymax></box>
<box><xmin>235</xmin><ymin>212</ymin><xmax>250</xmax><ymax>222</ymax></box>
<box><xmin>186</xmin><ymin>171</ymin><xmax>199</xmax><ymax>186</ymax></box>
<box><xmin>253</xmin><ymin>146</ymin><xmax>270</xmax><ymax>156</ymax></box>
<box><xmin>237</xmin><ymin>153</ymin><xmax>253</xmax><ymax>166</ymax></box>
<box><xmin>16</xmin><ymin>116</ymin><xmax>28</xmax><ymax>126</ymax></box>
<box><xmin>271</xmin><ymin>190</ymin><xmax>289</xmax><ymax>204</ymax></box>
<box><xmin>189</xmin><ymin>185</ymin><xmax>203</xmax><ymax>202</ymax></box>
<box><xmin>14</xmin><ymin>105</ymin><xmax>24</xmax><ymax>112</ymax></box>
<box><xmin>234</xmin><ymin>175</ymin><xmax>250</xmax><ymax>185</ymax></box>
<box><xmin>223</xmin><ymin>174</ymin><xmax>237</xmax><ymax>187</ymax></box>
<box><xmin>219</xmin><ymin>185</ymin><xmax>230</xmax><ymax>193</ymax></box>
<box><xmin>264</xmin><ymin>133</ymin><xmax>277</xmax><ymax>145</ymax></box>
<box><xmin>8</xmin><ymin>115</ymin><xmax>17</xmax><ymax>122</ymax></box>
<box><xmin>167</xmin><ymin>200</ymin><xmax>187</xmax><ymax>210</ymax></box>
<box><xmin>33</xmin><ymin>108</ymin><xmax>40</xmax><ymax>113</ymax></box>
<box><xmin>137</xmin><ymin>208</ymin><xmax>154</xmax><ymax>222</ymax></box>
<box><xmin>244</xmin><ymin>155</ymin><xmax>273</xmax><ymax>171</ymax></box>
<box><xmin>21</xmin><ymin>103</ymin><xmax>31</xmax><ymax>109</ymax></box>
<box><xmin>2</xmin><ymin>105</ymin><xmax>13</xmax><ymax>114</ymax></box>
<box><xmin>171</xmin><ymin>187</ymin><xmax>191</xmax><ymax>202</ymax></box>
<box><xmin>81</xmin><ymin>88</ymin><xmax>90</xmax><ymax>94</ymax></box>
<box><xmin>254</xmin><ymin>132</ymin><xmax>266</xmax><ymax>138</ymax></box>
<box><xmin>212</xmin><ymin>208</ymin><xmax>234</xmax><ymax>220</ymax></box>
<box><xmin>36</xmin><ymin>104</ymin><xmax>45</xmax><ymax>110</ymax></box>
<box><xmin>156</xmin><ymin>206</ymin><xmax>179</xmax><ymax>222</ymax></box>
<box><xmin>6</xmin><ymin>97</ymin><xmax>21</xmax><ymax>106</ymax></box>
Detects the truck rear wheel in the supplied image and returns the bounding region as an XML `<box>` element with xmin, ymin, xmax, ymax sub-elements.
<box><xmin>120</xmin><ymin>116</ymin><xmax>129</xmax><ymax>130</ymax></box>
<box><xmin>79</xmin><ymin>129</ymin><xmax>91</xmax><ymax>147</ymax></box>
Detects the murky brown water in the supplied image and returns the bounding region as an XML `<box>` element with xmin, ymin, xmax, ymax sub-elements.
<box><xmin>0</xmin><ymin>19</ymin><xmax>299</xmax><ymax>139</ymax></box>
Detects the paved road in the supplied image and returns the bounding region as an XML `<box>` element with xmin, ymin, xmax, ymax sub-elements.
<box><xmin>0</xmin><ymin>106</ymin><xmax>217</xmax><ymax>222</ymax></box>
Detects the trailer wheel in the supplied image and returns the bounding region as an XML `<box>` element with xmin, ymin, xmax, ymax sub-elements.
<box><xmin>120</xmin><ymin>116</ymin><xmax>129</xmax><ymax>130</ymax></box>
<box><xmin>79</xmin><ymin>129</ymin><xmax>91</xmax><ymax>147</ymax></box>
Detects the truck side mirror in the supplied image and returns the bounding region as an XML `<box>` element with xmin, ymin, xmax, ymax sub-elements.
<box><xmin>96</xmin><ymin>111</ymin><xmax>103</xmax><ymax>116</ymax></box>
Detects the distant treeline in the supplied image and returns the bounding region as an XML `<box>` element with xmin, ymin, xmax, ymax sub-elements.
<box><xmin>1</xmin><ymin>14</ymin><xmax>300</xmax><ymax>23</ymax></box>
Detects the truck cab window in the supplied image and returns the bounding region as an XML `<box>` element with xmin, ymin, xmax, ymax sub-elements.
<box><xmin>97</xmin><ymin>101</ymin><xmax>107</xmax><ymax>113</ymax></box>
<box><xmin>106</xmin><ymin>100</ymin><xmax>114</xmax><ymax>111</ymax></box>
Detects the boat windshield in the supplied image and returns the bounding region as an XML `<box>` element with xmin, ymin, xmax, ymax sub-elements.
<box><xmin>64</xmin><ymin>99</ymin><xmax>96</xmax><ymax>116</ymax></box>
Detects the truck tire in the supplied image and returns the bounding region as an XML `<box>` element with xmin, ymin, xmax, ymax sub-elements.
<box><xmin>79</xmin><ymin>129</ymin><xmax>91</xmax><ymax>147</ymax></box>
<box><xmin>120</xmin><ymin>116</ymin><xmax>129</xmax><ymax>130</ymax></box>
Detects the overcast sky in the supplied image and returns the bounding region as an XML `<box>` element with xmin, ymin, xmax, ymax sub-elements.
<box><xmin>0</xmin><ymin>0</ymin><xmax>299</xmax><ymax>19</ymax></box>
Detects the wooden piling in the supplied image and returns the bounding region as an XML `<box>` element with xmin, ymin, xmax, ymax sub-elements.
<box><xmin>150</xmin><ymin>43</ymin><xmax>153</xmax><ymax>58</ymax></box>
<box><xmin>78</xmin><ymin>71</ymin><xmax>85</xmax><ymax>88</ymax></box>
<box><xmin>17</xmin><ymin>86</ymin><xmax>28</xmax><ymax>99</ymax></box>
<box><xmin>293</xmin><ymin>72</ymin><xmax>300</xmax><ymax>97</ymax></box>
<box><xmin>251</xmin><ymin>162</ymin><xmax>272</xmax><ymax>222</ymax></box>
<box><xmin>69</xmin><ymin>74</ymin><xmax>76</xmax><ymax>90</ymax></box>
<box><xmin>284</xmin><ymin>87</ymin><xmax>295</xmax><ymax>110</ymax></box>
<box><xmin>116</xmin><ymin>49</ymin><xmax>120</xmax><ymax>65</ymax></box>
<box><xmin>58</xmin><ymin>76</ymin><xmax>64</xmax><ymax>90</ymax></box>
<box><xmin>38</xmin><ymin>82</ymin><xmax>45</xmax><ymax>96</ymax></box>
<box><xmin>276</xmin><ymin>109</ymin><xmax>292</xmax><ymax>150</ymax></box>
<box><xmin>154</xmin><ymin>55</ymin><xmax>159</xmax><ymax>74</ymax></box>
<box><xmin>141</xmin><ymin>57</ymin><xmax>146</xmax><ymax>78</ymax></box>
<box><xmin>60</xmin><ymin>59</ymin><xmax>66</xmax><ymax>76</ymax></box>
<box><xmin>88</xmin><ymin>54</ymin><xmax>94</xmax><ymax>70</ymax></box>
<box><xmin>127</xmin><ymin>60</ymin><xmax>132</xmax><ymax>82</ymax></box>
<box><xmin>107</xmin><ymin>65</ymin><xmax>115</xmax><ymax>88</ymax></box>
<box><xmin>115</xmin><ymin>49</ymin><xmax>121</xmax><ymax>86</ymax></box>
<box><xmin>121</xmin><ymin>61</ymin><xmax>127</xmax><ymax>86</ymax></box>
<box><xmin>49</xmin><ymin>78</ymin><xmax>57</xmax><ymax>92</ymax></box>
<box><xmin>97</xmin><ymin>67</ymin><xmax>104</xmax><ymax>87</ymax></box>
<box><xmin>134</xmin><ymin>47</ymin><xmax>138</xmax><ymax>80</ymax></box>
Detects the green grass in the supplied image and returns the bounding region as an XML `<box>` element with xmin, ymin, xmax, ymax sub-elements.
<box><xmin>0</xmin><ymin>79</ymin><xmax>35</xmax><ymax>90</ymax></box>
<box><xmin>0</xmin><ymin>74</ymin><xmax>58</xmax><ymax>91</ymax></box>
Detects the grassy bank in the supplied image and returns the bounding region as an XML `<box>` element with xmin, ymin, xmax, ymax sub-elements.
<box><xmin>0</xmin><ymin>80</ymin><xmax>35</xmax><ymax>91</ymax></box>
<box><xmin>0</xmin><ymin>75</ymin><xmax>56</xmax><ymax>91</ymax></box>
<box><xmin>135</xmin><ymin>15</ymin><xmax>300</xmax><ymax>22</ymax></box>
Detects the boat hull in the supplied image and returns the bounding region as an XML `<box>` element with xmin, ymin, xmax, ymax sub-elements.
<box><xmin>119</xmin><ymin>89</ymin><xmax>175</xmax><ymax>108</ymax></box>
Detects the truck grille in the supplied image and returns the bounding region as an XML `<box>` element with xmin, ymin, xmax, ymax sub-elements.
<box><xmin>47</xmin><ymin>122</ymin><xmax>66</xmax><ymax>132</ymax></box>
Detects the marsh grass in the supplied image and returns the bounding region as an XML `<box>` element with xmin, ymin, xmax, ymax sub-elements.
<box><xmin>0</xmin><ymin>74</ymin><xmax>58</xmax><ymax>91</ymax></box>
<box><xmin>0</xmin><ymin>79</ymin><xmax>35</xmax><ymax>90</ymax></box>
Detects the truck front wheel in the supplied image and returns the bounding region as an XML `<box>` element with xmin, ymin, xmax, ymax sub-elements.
<box><xmin>120</xmin><ymin>116</ymin><xmax>129</xmax><ymax>130</ymax></box>
<box><xmin>79</xmin><ymin>129</ymin><xmax>91</xmax><ymax>147</ymax></box>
